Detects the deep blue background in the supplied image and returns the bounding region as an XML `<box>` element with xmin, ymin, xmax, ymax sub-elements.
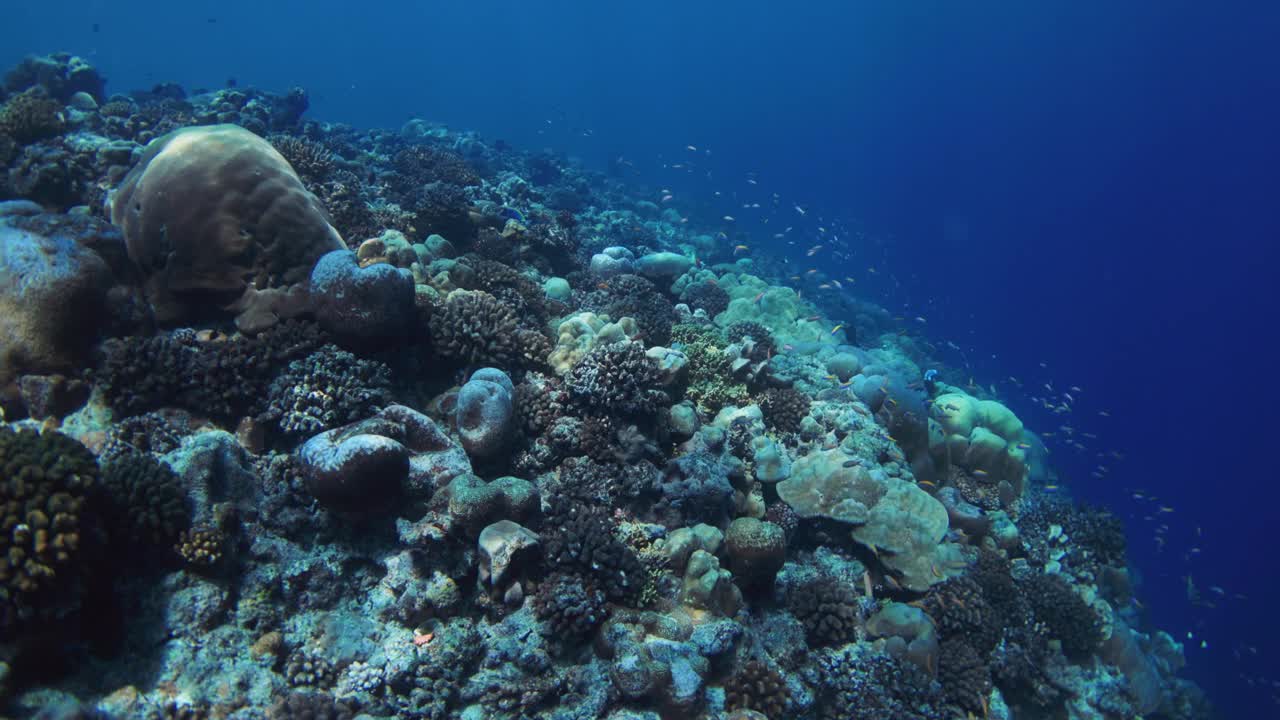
<box><xmin>8</xmin><ymin>1</ymin><xmax>1279</xmax><ymax>714</ymax></box>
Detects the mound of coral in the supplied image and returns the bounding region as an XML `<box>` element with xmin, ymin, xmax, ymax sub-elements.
<box><xmin>0</xmin><ymin>52</ymin><xmax>1211</xmax><ymax>720</ymax></box>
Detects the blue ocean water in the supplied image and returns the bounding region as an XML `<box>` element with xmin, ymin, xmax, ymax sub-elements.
<box><xmin>6</xmin><ymin>0</ymin><xmax>1278</xmax><ymax>715</ymax></box>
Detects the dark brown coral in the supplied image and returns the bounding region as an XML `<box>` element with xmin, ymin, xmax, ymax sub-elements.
<box><xmin>429</xmin><ymin>290</ymin><xmax>524</xmax><ymax>367</ymax></box>
<box><xmin>790</xmin><ymin>575</ymin><xmax>861</xmax><ymax>647</ymax></box>
<box><xmin>725</xmin><ymin>660</ymin><xmax>791</xmax><ymax>717</ymax></box>
<box><xmin>758</xmin><ymin>386</ymin><xmax>811</xmax><ymax>433</ymax></box>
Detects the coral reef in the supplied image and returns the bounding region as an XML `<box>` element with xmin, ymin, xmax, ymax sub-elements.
<box><xmin>0</xmin><ymin>53</ymin><xmax>1212</xmax><ymax>720</ymax></box>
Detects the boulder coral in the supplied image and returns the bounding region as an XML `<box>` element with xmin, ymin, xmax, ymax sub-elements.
<box><xmin>309</xmin><ymin>249</ymin><xmax>415</xmax><ymax>345</ymax></box>
<box><xmin>297</xmin><ymin>404</ymin><xmax>470</xmax><ymax>511</ymax></box>
<box><xmin>456</xmin><ymin>368</ymin><xmax>516</xmax><ymax>461</ymax></box>
<box><xmin>109</xmin><ymin>124</ymin><xmax>344</xmax><ymax>331</ymax></box>
<box><xmin>0</xmin><ymin>210</ymin><xmax>113</xmax><ymax>390</ymax></box>
<box><xmin>929</xmin><ymin>389</ymin><xmax>1030</xmax><ymax>497</ymax></box>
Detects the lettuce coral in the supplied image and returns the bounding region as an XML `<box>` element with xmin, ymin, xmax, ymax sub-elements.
<box><xmin>779</xmin><ymin>448</ymin><xmax>964</xmax><ymax>591</ymax></box>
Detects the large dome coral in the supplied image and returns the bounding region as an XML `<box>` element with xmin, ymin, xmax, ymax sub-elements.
<box><xmin>109</xmin><ymin>124</ymin><xmax>344</xmax><ymax>331</ymax></box>
<box><xmin>928</xmin><ymin>389</ymin><xmax>1030</xmax><ymax>499</ymax></box>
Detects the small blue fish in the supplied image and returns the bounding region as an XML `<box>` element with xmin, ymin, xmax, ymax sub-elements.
<box><xmin>499</xmin><ymin>207</ymin><xmax>527</xmax><ymax>224</ymax></box>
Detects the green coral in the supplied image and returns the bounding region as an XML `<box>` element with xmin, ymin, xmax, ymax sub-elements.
<box><xmin>0</xmin><ymin>427</ymin><xmax>97</xmax><ymax>617</ymax></box>
<box><xmin>672</xmin><ymin>324</ymin><xmax>749</xmax><ymax>413</ymax></box>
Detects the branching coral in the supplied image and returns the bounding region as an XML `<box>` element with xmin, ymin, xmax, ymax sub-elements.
<box><xmin>682</xmin><ymin>280</ymin><xmax>729</xmax><ymax>317</ymax></box>
<box><xmin>543</xmin><ymin>456</ymin><xmax>659</xmax><ymax>509</ymax></box>
<box><xmin>541</xmin><ymin>497</ymin><xmax>644</xmax><ymax>602</ymax></box>
<box><xmin>724</xmin><ymin>321</ymin><xmax>775</xmax><ymax>362</ymax></box>
<box><xmin>264</xmin><ymin>345</ymin><xmax>393</xmax><ymax>437</ymax></box>
<box><xmin>407</xmin><ymin>182</ymin><xmax>475</xmax><ymax>242</ymax></box>
<box><xmin>270</xmin><ymin>134</ymin><xmax>336</xmax><ymax>184</ymax></box>
<box><xmin>100</xmin><ymin>451</ymin><xmax>191</xmax><ymax>551</ymax></box>
<box><xmin>790</xmin><ymin>575</ymin><xmax>861</xmax><ymax>647</ymax></box>
<box><xmin>96</xmin><ymin>320</ymin><xmax>325</xmax><ymax>419</ymax></box>
<box><xmin>463</xmin><ymin>257</ymin><xmax>551</xmax><ymax>325</ymax></box>
<box><xmin>671</xmin><ymin>324</ymin><xmax>748</xmax><ymax>413</ymax></box>
<box><xmin>937</xmin><ymin>638</ymin><xmax>992</xmax><ymax>715</ymax></box>
<box><xmin>98</xmin><ymin>411</ymin><xmax>191</xmax><ymax>464</ymax></box>
<box><xmin>758</xmin><ymin>386</ymin><xmax>811</xmax><ymax>433</ymax></box>
<box><xmin>429</xmin><ymin>289</ymin><xmax>545</xmax><ymax>368</ymax></box>
<box><xmin>268</xmin><ymin>692</ymin><xmax>355</xmax><ymax>720</ymax></box>
<box><xmin>724</xmin><ymin>660</ymin><xmax>791</xmax><ymax>717</ymax></box>
<box><xmin>566</xmin><ymin>340</ymin><xmax>666</xmax><ymax>416</ymax></box>
<box><xmin>1022</xmin><ymin>572</ymin><xmax>1104</xmax><ymax>657</ymax></box>
<box><xmin>971</xmin><ymin>547</ymin><xmax>1024</xmax><ymax>628</ymax></box>
<box><xmin>923</xmin><ymin>575</ymin><xmax>1002</xmax><ymax>656</ymax></box>
<box><xmin>515</xmin><ymin>372</ymin><xmax>568</xmax><ymax>436</ymax></box>
<box><xmin>400</xmin><ymin>619</ymin><xmax>483</xmax><ymax>719</ymax></box>
<box><xmin>392</xmin><ymin>144</ymin><xmax>481</xmax><ymax>188</ymax></box>
<box><xmin>1063</xmin><ymin>504</ymin><xmax>1128</xmax><ymax>569</ymax></box>
<box><xmin>816</xmin><ymin>649</ymin><xmax>947</xmax><ymax>720</ymax></box>
<box><xmin>586</xmin><ymin>274</ymin><xmax>674</xmax><ymax>347</ymax></box>
<box><xmin>0</xmin><ymin>427</ymin><xmax>97</xmax><ymax>626</ymax></box>
<box><xmin>284</xmin><ymin>648</ymin><xmax>337</xmax><ymax>688</ymax></box>
<box><xmin>0</xmin><ymin>89</ymin><xmax>65</xmax><ymax>143</ymax></box>
<box><xmin>176</xmin><ymin>526</ymin><xmax>224</xmax><ymax>567</ymax></box>
<box><xmin>533</xmin><ymin>571</ymin><xmax>608</xmax><ymax>642</ymax></box>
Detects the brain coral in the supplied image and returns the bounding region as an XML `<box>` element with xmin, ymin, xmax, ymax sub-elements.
<box><xmin>109</xmin><ymin>124</ymin><xmax>344</xmax><ymax>331</ymax></box>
